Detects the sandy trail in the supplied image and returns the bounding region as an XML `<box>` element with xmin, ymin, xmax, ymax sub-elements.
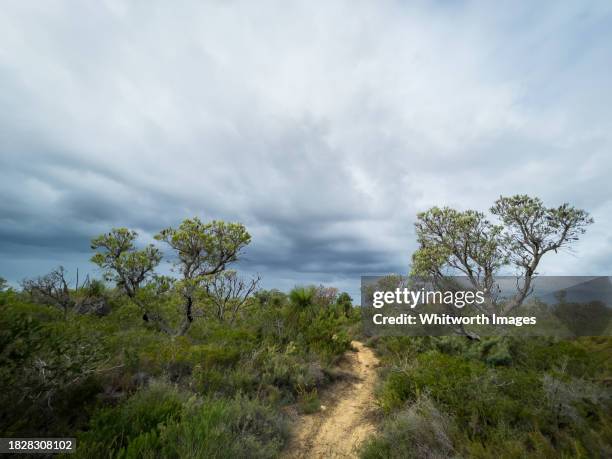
<box><xmin>283</xmin><ymin>340</ymin><xmax>379</xmax><ymax>458</ymax></box>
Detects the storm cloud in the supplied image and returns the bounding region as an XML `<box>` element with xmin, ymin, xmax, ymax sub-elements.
<box><xmin>1</xmin><ymin>1</ymin><xmax>611</xmax><ymax>298</ymax></box>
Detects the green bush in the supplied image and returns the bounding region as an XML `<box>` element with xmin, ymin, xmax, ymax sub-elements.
<box><xmin>0</xmin><ymin>301</ymin><xmax>106</xmax><ymax>436</ymax></box>
<box><xmin>77</xmin><ymin>382</ymin><xmax>185</xmax><ymax>457</ymax></box>
<box><xmin>1</xmin><ymin>282</ymin><xmax>357</xmax><ymax>456</ymax></box>
<box><xmin>361</xmin><ymin>395</ymin><xmax>455</xmax><ymax>459</ymax></box>
<box><xmin>163</xmin><ymin>395</ymin><xmax>288</xmax><ymax>459</ymax></box>
<box><xmin>297</xmin><ymin>387</ymin><xmax>320</xmax><ymax>414</ymax></box>
<box><xmin>368</xmin><ymin>335</ymin><xmax>612</xmax><ymax>458</ymax></box>
<box><xmin>77</xmin><ymin>385</ymin><xmax>288</xmax><ymax>459</ymax></box>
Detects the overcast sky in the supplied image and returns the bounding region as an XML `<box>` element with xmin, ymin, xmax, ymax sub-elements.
<box><xmin>1</xmin><ymin>1</ymin><xmax>611</xmax><ymax>299</ymax></box>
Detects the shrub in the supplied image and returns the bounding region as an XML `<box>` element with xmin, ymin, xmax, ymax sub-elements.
<box><xmin>289</xmin><ymin>286</ymin><xmax>316</xmax><ymax>309</ymax></box>
<box><xmin>370</xmin><ymin>335</ymin><xmax>612</xmax><ymax>457</ymax></box>
<box><xmin>361</xmin><ymin>395</ymin><xmax>455</xmax><ymax>459</ymax></box>
<box><xmin>80</xmin><ymin>392</ymin><xmax>287</xmax><ymax>459</ymax></box>
<box><xmin>159</xmin><ymin>395</ymin><xmax>288</xmax><ymax>459</ymax></box>
<box><xmin>0</xmin><ymin>302</ymin><xmax>106</xmax><ymax>436</ymax></box>
<box><xmin>378</xmin><ymin>351</ymin><xmax>488</xmax><ymax>414</ymax></box>
<box><xmin>76</xmin><ymin>382</ymin><xmax>185</xmax><ymax>457</ymax></box>
<box><xmin>297</xmin><ymin>386</ymin><xmax>320</xmax><ymax>414</ymax></box>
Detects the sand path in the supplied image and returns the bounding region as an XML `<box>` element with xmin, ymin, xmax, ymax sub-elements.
<box><xmin>283</xmin><ymin>341</ymin><xmax>379</xmax><ymax>458</ymax></box>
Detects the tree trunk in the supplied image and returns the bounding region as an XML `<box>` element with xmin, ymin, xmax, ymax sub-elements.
<box><xmin>177</xmin><ymin>295</ymin><xmax>194</xmax><ymax>336</ymax></box>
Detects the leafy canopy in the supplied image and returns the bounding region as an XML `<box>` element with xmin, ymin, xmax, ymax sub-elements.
<box><xmin>154</xmin><ymin>217</ymin><xmax>251</xmax><ymax>335</ymax></box>
<box><xmin>155</xmin><ymin>218</ymin><xmax>251</xmax><ymax>280</ymax></box>
<box><xmin>412</xmin><ymin>195</ymin><xmax>593</xmax><ymax>314</ymax></box>
<box><xmin>91</xmin><ymin>228</ymin><xmax>161</xmax><ymax>298</ymax></box>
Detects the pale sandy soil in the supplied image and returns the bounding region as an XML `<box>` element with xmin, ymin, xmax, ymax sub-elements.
<box><xmin>282</xmin><ymin>341</ymin><xmax>379</xmax><ymax>459</ymax></box>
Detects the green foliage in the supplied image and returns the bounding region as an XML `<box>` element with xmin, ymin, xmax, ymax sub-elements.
<box><xmin>366</xmin><ymin>336</ymin><xmax>612</xmax><ymax>458</ymax></box>
<box><xmin>297</xmin><ymin>386</ymin><xmax>320</xmax><ymax>414</ymax></box>
<box><xmin>20</xmin><ymin>279</ymin><xmax>365</xmax><ymax>455</ymax></box>
<box><xmin>289</xmin><ymin>286</ymin><xmax>316</xmax><ymax>309</ymax></box>
<box><xmin>91</xmin><ymin>218</ymin><xmax>254</xmax><ymax>336</ymax></box>
<box><xmin>77</xmin><ymin>385</ymin><xmax>287</xmax><ymax>459</ymax></box>
<box><xmin>2</xmin><ymin>266</ymin><xmax>355</xmax><ymax>457</ymax></box>
<box><xmin>0</xmin><ymin>301</ymin><xmax>106</xmax><ymax>435</ymax></box>
<box><xmin>553</xmin><ymin>298</ymin><xmax>612</xmax><ymax>337</ymax></box>
<box><xmin>91</xmin><ymin>228</ymin><xmax>161</xmax><ymax>298</ymax></box>
<box><xmin>160</xmin><ymin>395</ymin><xmax>288</xmax><ymax>459</ymax></box>
<box><xmin>361</xmin><ymin>395</ymin><xmax>455</xmax><ymax>459</ymax></box>
<box><xmin>0</xmin><ymin>202</ymin><xmax>367</xmax><ymax>458</ymax></box>
<box><xmin>491</xmin><ymin>195</ymin><xmax>593</xmax><ymax>261</ymax></box>
<box><xmin>254</xmin><ymin>289</ymin><xmax>287</xmax><ymax>309</ymax></box>
<box><xmin>336</xmin><ymin>292</ymin><xmax>353</xmax><ymax>317</ymax></box>
<box><xmin>77</xmin><ymin>382</ymin><xmax>185</xmax><ymax>457</ymax></box>
<box><xmin>413</xmin><ymin>195</ymin><xmax>593</xmax><ymax>279</ymax></box>
<box><xmin>255</xmin><ymin>346</ymin><xmax>325</xmax><ymax>396</ymax></box>
<box><xmin>412</xmin><ymin>206</ymin><xmax>505</xmax><ymax>277</ymax></box>
<box><xmin>302</xmin><ymin>310</ymin><xmax>352</xmax><ymax>363</ymax></box>
<box><xmin>411</xmin><ymin>195</ymin><xmax>593</xmax><ymax>317</ymax></box>
<box><xmin>154</xmin><ymin>217</ymin><xmax>252</xmax><ymax>335</ymax></box>
<box><xmin>155</xmin><ymin>218</ymin><xmax>251</xmax><ymax>278</ymax></box>
<box><xmin>253</xmin><ymin>287</ymin><xmax>353</xmax><ymax>364</ymax></box>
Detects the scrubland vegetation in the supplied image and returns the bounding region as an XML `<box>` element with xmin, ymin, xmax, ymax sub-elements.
<box><xmin>359</xmin><ymin>195</ymin><xmax>611</xmax><ymax>458</ymax></box>
<box><xmin>0</xmin><ymin>281</ymin><xmax>358</xmax><ymax>458</ymax></box>
<box><xmin>1</xmin><ymin>196</ymin><xmax>610</xmax><ymax>458</ymax></box>
<box><xmin>2</xmin><ymin>276</ymin><xmax>610</xmax><ymax>458</ymax></box>
<box><xmin>359</xmin><ymin>335</ymin><xmax>611</xmax><ymax>458</ymax></box>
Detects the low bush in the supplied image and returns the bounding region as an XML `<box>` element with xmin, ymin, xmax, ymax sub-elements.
<box><xmin>365</xmin><ymin>335</ymin><xmax>612</xmax><ymax>458</ymax></box>
<box><xmin>361</xmin><ymin>395</ymin><xmax>455</xmax><ymax>459</ymax></box>
<box><xmin>76</xmin><ymin>384</ymin><xmax>288</xmax><ymax>459</ymax></box>
<box><xmin>297</xmin><ymin>386</ymin><xmax>320</xmax><ymax>414</ymax></box>
<box><xmin>76</xmin><ymin>382</ymin><xmax>186</xmax><ymax>457</ymax></box>
<box><xmin>1</xmin><ymin>284</ymin><xmax>357</xmax><ymax>456</ymax></box>
<box><xmin>0</xmin><ymin>301</ymin><xmax>107</xmax><ymax>436</ymax></box>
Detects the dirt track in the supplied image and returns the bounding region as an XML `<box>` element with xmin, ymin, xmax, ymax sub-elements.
<box><xmin>283</xmin><ymin>341</ymin><xmax>379</xmax><ymax>458</ymax></box>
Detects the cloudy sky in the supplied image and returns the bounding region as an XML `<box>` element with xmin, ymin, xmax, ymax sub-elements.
<box><xmin>1</xmin><ymin>0</ymin><xmax>611</xmax><ymax>299</ymax></box>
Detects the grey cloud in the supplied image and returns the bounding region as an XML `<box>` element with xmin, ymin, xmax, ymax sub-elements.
<box><xmin>1</xmin><ymin>0</ymin><xmax>611</xmax><ymax>296</ymax></box>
